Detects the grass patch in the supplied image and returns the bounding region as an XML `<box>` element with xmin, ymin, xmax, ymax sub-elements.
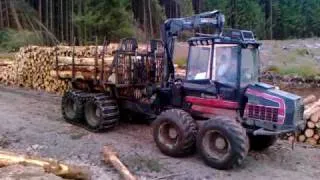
<box><xmin>0</xmin><ymin>53</ymin><xmax>15</xmax><ymax>61</ymax></box>
<box><xmin>294</xmin><ymin>48</ymin><xmax>311</xmax><ymax>56</ymax></box>
<box><xmin>124</xmin><ymin>155</ymin><xmax>163</xmax><ymax>172</ymax></box>
<box><xmin>270</xmin><ymin>65</ymin><xmax>320</xmax><ymax>77</ymax></box>
<box><xmin>175</xmin><ymin>57</ymin><xmax>187</xmax><ymax>68</ymax></box>
<box><xmin>0</xmin><ymin>29</ymin><xmax>44</xmax><ymax>52</ymax></box>
<box><xmin>264</xmin><ymin>65</ymin><xmax>280</xmax><ymax>73</ymax></box>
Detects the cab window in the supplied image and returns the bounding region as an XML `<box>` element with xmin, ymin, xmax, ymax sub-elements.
<box><xmin>186</xmin><ymin>45</ymin><xmax>211</xmax><ymax>80</ymax></box>
<box><xmin>214</xmin><ymin>45</ymin><xmax>238</xmax><ymax>86</ymax></box>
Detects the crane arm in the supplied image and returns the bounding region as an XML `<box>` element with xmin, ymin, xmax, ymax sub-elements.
<box><xmin>162</xmin><ymin>10</ymin><xmax>225</xmax><ymax>81</ymax></box>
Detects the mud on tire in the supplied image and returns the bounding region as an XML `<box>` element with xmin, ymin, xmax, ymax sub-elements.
<box><xmin>61</xmin><ymin>90</ymin><xmax>85</xmax><ymax>122</ymax></box>
<box><xmin>197</xmin><ymin>116</ymin><xmax>249</xmax><ymax>170</ymax></box>
<box><xmin>248</xmin><ymin>134</ymin><xmax>277</xmax><ymax>151</ymax></box>
<box><xmin>152</xmin><ymin>109</ymin><xmax>197</xmax><ymax>157</ymax></box>
<box><xmin>84</xmin><ymin>94</ymin><xmax>119</xmax><ymax>131</ymax></box>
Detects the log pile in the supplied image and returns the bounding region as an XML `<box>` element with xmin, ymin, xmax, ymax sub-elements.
<box><xmin>0</xmin><ymin>43</ymin><xmax>153</xmax><ymax>94</ymax></box>
<box><xmin>0</xmin><ymin>44</ymin><xmax>119</xmax><ymax>94</ymax></box>
<box><xmin>0</xmin><ymin>61</ymin><xmax>16</xmax><ymax>85</ymax></box>
<box><xmin>286</xmin><ymin>95</ymin><xmax>320</xmax><ymax>145</ymax></box>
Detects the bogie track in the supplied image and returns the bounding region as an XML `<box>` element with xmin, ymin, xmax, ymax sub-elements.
<box><xmin>61</xmin><ymin>90</ymin><xmax>119</xmax><ymax>132</ymax></box>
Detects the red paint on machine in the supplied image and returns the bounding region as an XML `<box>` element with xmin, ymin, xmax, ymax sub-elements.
<box><xmin>185</xmin><ymin>96</ymin><xmax>239</xmax><ymax>110</ymax></box>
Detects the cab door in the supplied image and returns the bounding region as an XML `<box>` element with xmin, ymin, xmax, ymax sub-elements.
<box><xmin>183</xmin><ymin>45</ymin><xmax>215</xmax><ymax>97</ymax></box>
<box><xmin>212</xmin><ymin>44</ymin><xmax>240</xmax><ymax>101</ymax></box>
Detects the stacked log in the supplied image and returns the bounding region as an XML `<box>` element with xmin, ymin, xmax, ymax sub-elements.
<box><xmin>0</xmin><ymin>45</ymin><xmax>120</xmax><ymax>94</ymax></box>
<box><xmin>14</xmin><ymin>46</ymin><xmax>70</xmax><ymax>94</ymax></box>
<box><xmin>286</xmin><ymin>95</ymin><xmax>320</xmax><ymax>145</ymax></box>
<box><xmin>0</xmin><ymin>43</ymin><xmax>152</xmax><ymax>94</ymax></box>
<box><xmin>0</xmin><ymin>61</ymin><xmax>16</xmax><ymax>85</ymax></box>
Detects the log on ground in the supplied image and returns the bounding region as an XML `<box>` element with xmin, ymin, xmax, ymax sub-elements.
<box><xmin>0</xmin><ymin>150</ymin><xmax>90</xmax><ymax>179</ymax></box>
<box><xmin>103</xmin><ymin>145</ymin><xmax>137</xmax><ymax>180</ymax></box>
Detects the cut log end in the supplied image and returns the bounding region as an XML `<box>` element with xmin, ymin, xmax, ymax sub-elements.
<box><xmin>306</xmin><ymin>138</ymin><xmax>317</xmax><ymax>146</ymax></box>
<box><xmin>298</xmin><ymin>134</ymin><xmax>306</xmax><ymax>142</ymax></box>
<box><xmin>305</xmin><ymin>129</ymin><xmax>315</xmax><ymax>138</ymax></box>
<box><xmin>303</xmin><ymin>95</ymin><xmax>317</xmax><ymax>105</ymax></box>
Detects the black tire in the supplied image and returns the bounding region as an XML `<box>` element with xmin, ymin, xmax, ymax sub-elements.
<box><xmin>61</xmin><ymin>90</ymin><xmax>85</xmax><ymax>122</ymax></box>
<box><xmin>248</xmin><ymin>134</ymin><xmax>277</xmax><ymax>151</ymax></box>
<box><xmin>84</xmin><ymin>94</ymin><xmax>119</xmax><ymax>131</ymax></box>
<box><xmin>197</xmin><ymin>116</ymin><xmax>249</xmax><ymax>170</ymax></box>
<box><xmin>152</xmin><ymin>109</ymin><xmax>197</xmax><ymax>157</ymax></box>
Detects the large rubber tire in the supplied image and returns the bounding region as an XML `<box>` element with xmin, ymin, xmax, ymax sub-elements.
<box><xmin>84</xmin><ymin>94</ymin><xmax>119</xmax><ymax>131</ymax></box>
<box><xmin>61</xmin><ymin>90</ymin><xmax>85</xmax><ymax>122</ymax></box>
<box><xmin>152</xmin><ymin>109</ymin><xmax>197</xmax><ymax>157</ymax></box>
<box><xmin>248</xmin><ymin>134</ymin><xmax>277</xmax><ymax>151</ymax></box>
<box><xmin>197</xmin><ymin>116</ymin><xmax>249</xmax><ymax>170</ymax></box>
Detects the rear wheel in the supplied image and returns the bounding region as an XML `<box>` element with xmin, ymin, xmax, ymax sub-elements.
<box><xmin>61</xmin><ymin>90</ymin><xmax>85</xmax><ymax>122</ymax></box>
<box><xmin>197</xmin><ymin>116</ymin><xmax>249</xmax><ymax>170</ymax></box>
<box><xmin>84</xmin><ymin>94</ymin><xmax>119</xmax><ymax>131</ymax></box>
<box><xmin>248</xmin><ymin>134</ymin><xmax>277</xmax><ymax>151</ymax></box>
<box><xmin>153</xmin><ymin>109</ymin><xmax>197</xmax><ymax>157</ymax></box>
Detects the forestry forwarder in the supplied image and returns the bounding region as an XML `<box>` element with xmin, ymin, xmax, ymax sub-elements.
<box><xmin>58</xmin><ymin>10</ymin><xmax>306</xmax><ymax>169</ymax></box>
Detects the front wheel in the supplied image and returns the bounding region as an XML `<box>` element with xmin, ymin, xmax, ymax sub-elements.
<box><xmin>153</xmin><ymin>109</ymin><xmax>197</xmax><ymax>157</ymax></box>
<box><xmin>197</xmin><ymin>116</ymin><xmax>249</xmax><ymax>170</ymax></box>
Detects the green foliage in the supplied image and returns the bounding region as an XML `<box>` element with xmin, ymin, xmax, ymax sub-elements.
<box><xmin>266</xmin><ymin>64</ymin><xmax>319</xmax><ymax>77</ymax></box>
<box><xmin>235</xmin><ymin>0</ymin><xmax>265</xmax><ymax>39</ymax></box>
<box><xmin>74</xmin><ymin>0</ymin><xmax>134</xmax><ymax>41</ymax></box>
<box><xmin>203</xmin><ymin>0</ymin><xmax>320</xmax><ymax>40</ymax></box>
<box><xmin>294</xmin><ymin>48</ymin><xmax>311</xmax><ymax>56</ymax></box>
<box><xmin>180</xmin><ymin>0</ymin><xmax>194</xmax><ymax>16</ymax></box>
<box><xmin>278</xmin><ymin>65</ymin><xmax>319</xmax><ymax>77</ymax></box>
<box><xmin>175</xmin><ymin>57</ymin><xmax>187</xmax><ymax>68</ymax></box>
<box><xmin>0</xmin><ymin>29</ymin><xmax>43</xmax><ymax>52</ymax></box>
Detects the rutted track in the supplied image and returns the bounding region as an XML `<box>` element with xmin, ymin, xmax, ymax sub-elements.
<box><xmin>0</xmin><ymin>85</ymin><xmax>319</xmax><ymax>179</ymax></box>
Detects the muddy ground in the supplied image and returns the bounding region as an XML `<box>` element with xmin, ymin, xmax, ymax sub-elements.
<box><xmin>0</xmin><ymin>85</ymin><xmax>320</xmax><ymax>180</ymax></box>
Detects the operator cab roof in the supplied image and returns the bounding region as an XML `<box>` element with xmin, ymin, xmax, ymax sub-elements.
<box><xmin>188</xmin><ymin>29</ymin><xmax>261</xmax><ymax>48</ymax></box>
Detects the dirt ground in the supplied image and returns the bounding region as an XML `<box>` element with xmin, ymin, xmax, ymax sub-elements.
<box><xmin>0</xmin><ymin>85</ymin><xmax>320</xmax><ymax>180</ymax></box>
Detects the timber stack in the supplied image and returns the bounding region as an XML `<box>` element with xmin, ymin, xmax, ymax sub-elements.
<box><xmin>0</xmin><ymin>44</ymin><xmax>119</xmax><ymax>94</ymax></box>
<box><xmin>285</xmin><ymin>95</ymin><xmax>320</xmax><ymax>145</ymax></box>
<box><xmin>0</xmin><ymin>60</ymin><xmax>15</xmax><ymax>86</ymax></box>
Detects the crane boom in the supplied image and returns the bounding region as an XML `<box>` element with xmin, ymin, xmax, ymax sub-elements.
<box><xmin>162</xmin><ymin>10</ymin><xmax>225</xmax><ymax>82</ymax></box>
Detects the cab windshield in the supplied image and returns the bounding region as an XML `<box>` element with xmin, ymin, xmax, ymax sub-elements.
<box><xmin>241</xmin><ymin>47</ymin><xmax>259</xmax><ymax>87</ymax></box>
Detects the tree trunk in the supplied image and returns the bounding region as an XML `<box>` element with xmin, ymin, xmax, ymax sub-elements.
<box><xmin>45</xmin><ymin>0</ymin><xmax>49</xmax><ymax>28</ymax></box>
<box><xmin>66</xmin><ymin>0</ymin><xmax>69</xmax><ymax>43</ymax></box>
<box><xmin>77</xmin><ymin>0</ymin><xmax>82</xmax><ymax>45</ymax></box>
<box><xmin>9</xmin><ymin>0</ymin><xmax>23</xmax><ymax>30</ymax></box>
<box><xmin>269</xmin><ymin>0</ymin><xmax>273</xmax><ymax>40</ymax></box>
<box><xmin>60</xmin><ymin>0</ymin><xmax>64</xmax><ymax>41</ymax></box>
<box><xmin>143</xmin><ymin>0</ymin><xmax>147</xmax><ymax>39</ymax></box>
<box><xmin>38</xmin><ymin>0</ymin><xmax>42</xmax><ymax>20</ymax></box>
<box><xmin>71</xmin><ymin>0</ymin><xmax>74</xmax><ymax>43</ymax></box>
<box><xmin>0</xmin><ymin>0</ymin><xmax>3</xmax><ymax>28</ymax></box>
<box><xmin>148</xmin><ymin>0</ymin><xmax>153</xmax><ymax>38</ymax></box>
<box><xmin>4</xmin><ymin>0</ymin><xmax>10</xmax><ymax>27</ymax></box>
<box><xmin>50</xmin><ymin>0</ymin><xmax>53</xmax><ymax>32</ymax></box>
